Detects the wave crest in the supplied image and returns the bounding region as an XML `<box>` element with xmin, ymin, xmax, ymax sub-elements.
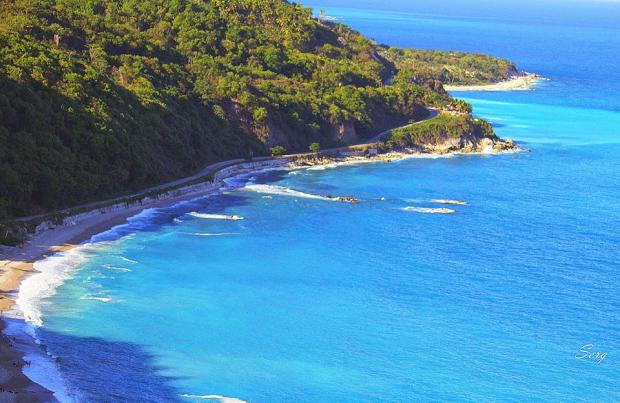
<box><xmin>244</xmin><ymin>184</ymin><xmax>333</xmax><ymax>200</ymax></box>
<box><xmin>402</xmin><ymin>207</ymin><xmax>456</xmax><ymax>214</ymax></box>
<box><xmin>17</xmin><ymin>246</ymin><xmax>94</xmax><ymax>326</ymax></box>
<box><xmin>80</xmin><ymin>296</ymin><xmax>113</xmax><ymax>303</ymax></box>
<box><xmin>179</xmin><ymin>394</ymin><xmax>247</xmax><ymax>403</ymax></box>
<box><xmin>431</xmin><ymin>199</ymin><xmax>467</xmax><ymax>205</ymax></box>
<box><xmin>103</xmin><ymin>264</ymin><xmax>132</xmax><ymax>272</ymax></box>
<box><xmin>183</xmin><ymin>232</ymin><xmax>239</xmax><ymax>237</ymax></box>
<box><xmin>188</xmin><ymin>212</ymin><xmax>244</xmax><ymax>220</ymax></box>
<box><xmin>243</xmin><ymin>184</ymin><xmax>358</xmax><ymax>203</ymax></box>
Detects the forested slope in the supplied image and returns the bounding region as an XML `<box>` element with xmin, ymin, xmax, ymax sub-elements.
<box><xmin>0</xmin><ymin>0</ymin><xmax>514</xmax><ymax>219</ymax></box>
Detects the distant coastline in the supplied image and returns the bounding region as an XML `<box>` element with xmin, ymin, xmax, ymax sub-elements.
<box><xmin>444</xmin><ymin>73</ymin><xmax>545</xmax><ymax>91</ymax></box>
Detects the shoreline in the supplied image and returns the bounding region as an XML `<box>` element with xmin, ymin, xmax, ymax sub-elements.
<box><xmin>1</xmin><ymin>158</ymin><xmax>290</xmax><ymax>312</ymax></box>
<box><xmin>0</xmin><ymin>158</ymin><xmax>289</xmax><ymax>401</ymax></box>
<box><xmin>0</xmin><ymin>319</ymin><xmax>56</xmax><ymax>401</ymax></box>
<box><xmin>0</xmin><ymin>142</ymin><xmax>521</xmax><ymax>313</ymax></box>
<box><xmin>444</xmin><ymin>73</ymin><xmax>545</xmax><ymax>91</ymax></box>
<box><xmin>0</xmin><ymin>130</ymin><xmax>520</xmax><ymax>401</ymax></box>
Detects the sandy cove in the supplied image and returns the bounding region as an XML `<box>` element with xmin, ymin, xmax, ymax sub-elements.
<box><xmin>0</xmin><ymin>132</ymin><xmax>522</xmax><ymax>401</ymax></box>
<box><xmin>0</xmin><ymin>158</ymin><xmax>289</xmax><ymax>402</ymax></box>
<box><xmin>0</xmin><ymin>140</ymin><xmax>522</xmax><ymax>313</ymax></box>
<box><xmin>444</xmin><ymin>73</ymin><xmax>545</xmax><ymax>91</ymax></box>
<box><xmin>0</xmin><ymin>159</ymin><xmax>291</xmax><ymax>311</ymax></box>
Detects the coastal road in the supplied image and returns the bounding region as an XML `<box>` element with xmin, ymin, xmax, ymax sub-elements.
<box><xmin>364</xmin><ymin>107</ymin><xmax>439</xmax><ymax>144</ymax></box>
<box><xmin>6</xmin><ymin>108</ymin><xmax>440</xmax><ymax>225</ymax></box>
<box><xmin>5</xmin><ymin>158</ymin><xmax>246</xmax><ymax>225</ymax></box>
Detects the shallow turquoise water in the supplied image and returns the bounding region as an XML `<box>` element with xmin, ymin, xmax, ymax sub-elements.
<box><xmin>25</xmin><ymin>1</ymin><xmax>620</xmax><ymax>401</ymax></box>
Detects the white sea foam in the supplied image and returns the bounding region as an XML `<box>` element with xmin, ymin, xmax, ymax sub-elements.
<box><xmin>80</xmin><ymin>296</ymin><xmax>113</xmax><ymax>303</ymax></box>
<box><xmin>11</xmin><ymin>244</ymin><xmax>101</xmax><ymax>402</ymax></box>
<box><xmin>119</xmin><ymin>256</ymin><xmax>138</xmax><ymax>264</ymax></box>
<box><xmin>243</xmin><ymin>184</ymin><xmax>334</xmax><ymax>201</ymax></box>
<box><xmin>431</xmin><ymin>199</ymin><xmax>468</xmax><ymax>205</ymax></box>
<box><xmin>179</xmin><ymin>394</ymin><xmax>247</xmax><ymax>403</ymax></box>
<box><xmin>221</xmin><ymin>166</ymin><xmax>284</xmax><ymax>190</ymax></box>
<box><xmin>402</xmin><ymin>206</ymin><xmax>456</xmax><ymax>214</ymax></box>
<box><xmin>186</xmin><ymin>232</ymin><xmax>239</xmax><ymax>237</ymax></box>
<box><xmin>103</xmin><ymin>264</ymin><xmax>132</xmax><ymax>272</ymax></box>
<box><xmin>188</xmin><ymin>212</ymin><xmax>244</xmax><ymax>220</ymax></box>
<box><xmin>16</xmin><ymin>246</ymin><xmax>97</xmax><ymax>327</ymax></box>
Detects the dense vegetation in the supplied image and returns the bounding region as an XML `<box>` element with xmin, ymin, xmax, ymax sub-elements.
<box><xmin>0</xmin><ymin>0</ymin><xmax>513</xmax><ymax>222</ymax></box>
<box><xmin>386</xmin><ymin>113</ymin><xmax>496</xmax><ymax>149</ymax></box>
<box><xmin>382</xmin><ymin>48</ymin><xmax>519</xmax><ymax>86</ymax></box>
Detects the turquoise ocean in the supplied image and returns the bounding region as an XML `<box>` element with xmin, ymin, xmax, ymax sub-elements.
<box><xmin>13</xmin><ymin>1</ymin><xmax>620</xmax><ymax>401</ymax></box>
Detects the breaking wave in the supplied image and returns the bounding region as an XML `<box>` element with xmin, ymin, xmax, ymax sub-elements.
<box><xmin>188</xmin><ymin>212</ymin><xmax>244</xmax><ymax>220</ymax></box>
<box><xmin>118</xmin><ymin>256</ymin><xmax>138</xmax><ymax>264</ymax></box>
<box><xmin>402</xmin><ymin>207</ymin><xmax>456</xmax><ymax>214</ymax></box>
<box><xmin>184</xmin><ymin>232</ymin><xmax>239</xmax><ymax>237</ymax></box>
<box><xmin>16</xmin><ymin>246</ymin><xmax>96</xmax><ymax>327</ymax></box>
<box><xmin>103</xmin><ymin>264</ymin><xmax>132</xmax><ymax>272</ymax></box>
<box><xmin>243</xmin><ymin>184</ymin><xmax>334</xmax><ymax>201</ymax></box>
<box><xmin>80</xmin><ymin>296</ymin><xmax>113</xmax><ymax>303</ymax></box>
<box><xmin>431</xmin><ymin>199</ymin><xmax>468</xmax><ymax>205</ymax></box>
<box><xmin>179</xmin><ymin>394</ymin><xmax>247</xmax><ymax>403</ymax></box>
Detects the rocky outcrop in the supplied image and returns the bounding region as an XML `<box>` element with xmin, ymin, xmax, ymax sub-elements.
<box><xmin>420</xmin><ymin>135</ymin><xmax>518</xmax><ymax>154</ymax></box>
<box><xmin>504</xmin><ymin>64</ymin><xmax>525</xmax><ymax>80</ymax></box>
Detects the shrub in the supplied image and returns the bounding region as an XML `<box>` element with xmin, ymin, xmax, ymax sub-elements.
<box><xmin>253</xmin><ymin>107</ymin><xmax>268</xmax><ymax>122</ymax></box>
<box><xmin>271</xmin><ymin>146</ymin><xmax>287</xmax><ymax>156</ymax></box>
<box><xmin>309</xmin><ymin>142</ymin><xmax>320</xmax><ymax>153</ymax></box>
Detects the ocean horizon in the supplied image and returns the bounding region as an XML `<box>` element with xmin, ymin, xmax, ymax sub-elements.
<box><xmin>6</xmin><ymin>1</ymin><xmax>620</xmax><ymax>401</ymax></box>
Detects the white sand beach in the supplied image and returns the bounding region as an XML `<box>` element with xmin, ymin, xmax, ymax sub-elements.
<box><xmin>444</xmin><ymin>73</ymin><xmax>545</xmax><ymax>91</ymax></box>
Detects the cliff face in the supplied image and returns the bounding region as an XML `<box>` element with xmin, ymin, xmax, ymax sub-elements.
<box><xmin>328</xmin><ymin>121</ymin><xmax>361</xmax><ymax>145</ymax></box>
<box><xmin>504</xmin><ymin>64</ymin><xmax>525</xmax><ymax>80</ymax></box>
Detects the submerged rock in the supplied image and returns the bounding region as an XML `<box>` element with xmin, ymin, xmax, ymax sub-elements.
<box><xmin>337</xmin><ymin>196</ymin><xmax>360</xmax><ymax>204</ymax></box>
<box><xmin>431</xmin><ymin>199</ymin><xmax>467</xmax><ymax>205</ymax></box>
<box><xmin>325</xmin><ymin>195</ymin><xmax>360</xmax><ymax>204</ymax></box>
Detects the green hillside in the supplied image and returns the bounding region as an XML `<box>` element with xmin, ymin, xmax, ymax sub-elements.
<box><xmin>0</xmin><ymin>0</ymin><xmax>515</xmax><ymax>220</ymax></box>
<box><xmin>382</xmin><ymin>48</ymin><xmax>519</xmax><ymax>86</ymax></box>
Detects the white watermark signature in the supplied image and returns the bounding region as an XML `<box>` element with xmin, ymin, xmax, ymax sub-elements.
<box><xmin>575</xmin><ymin>344</ymin><xmax>608</xmax><ymax>364</ymax></box>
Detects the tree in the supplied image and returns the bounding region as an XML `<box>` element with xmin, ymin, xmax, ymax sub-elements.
<box><xmin>309</xmin><ymin>142</ymin><xmax>320</xmax><ymax>153</ymax></box>
<box><xmin>271</xmin><ymin>146</ymin><xmax>286</xmax><ymax>156</ymax></box>
<box><xmin>253</xmin><ymin>107</ymin><xmax>268</xmax><ymax>122</ymax></box>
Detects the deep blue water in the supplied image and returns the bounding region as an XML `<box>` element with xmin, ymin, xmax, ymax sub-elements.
<box><xmin>18</xmin><ymin>1</ymin><xmax>620</xmax><ymax>401</ymax></box>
